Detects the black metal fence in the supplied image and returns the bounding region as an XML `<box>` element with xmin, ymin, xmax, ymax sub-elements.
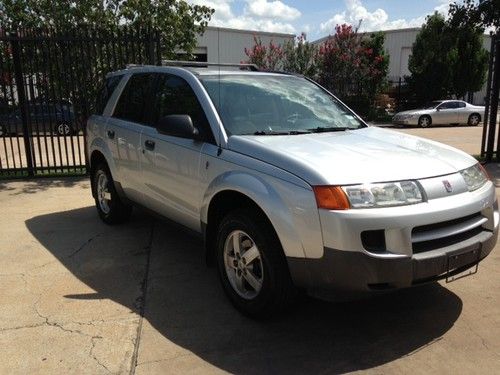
<box><xmin>0</xmin><ymin>27</ymin><xmax>161</xmax><ymax>178</ymax></box>
<box><xmin>481</xmin><ymin>34</ymin><xmax>500</xmax><ymax>161</ymax></box>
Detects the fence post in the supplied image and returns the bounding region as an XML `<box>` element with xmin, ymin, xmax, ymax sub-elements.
<box><xmin>481</xmin><ymin>34</ymin><xmax>495</xmax><ymax>158</ymax></box>
<box><xmin>147</xmin><ymin>29</ymin><xmax>156</xmax><ymax>65</ymax></box>
<box><xmin>492</xmin><ymin>37</ymin><xmax>500</xmax><ymax>161</ymax></box>
<box><xmin>10</xmin><ymin>32</ymin><xmax>34</xmax><ymax>176</ymax></box>
<box><xmin>397</xmin><ymin>77</ymin><xmax>402</xmax><ymax>112</ymax></box>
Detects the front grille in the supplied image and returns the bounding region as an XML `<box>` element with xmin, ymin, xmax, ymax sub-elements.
<box><xmin>411</xmin><ymin>212</ymin><xmax>488</xmax><ymax>253</ymax></box>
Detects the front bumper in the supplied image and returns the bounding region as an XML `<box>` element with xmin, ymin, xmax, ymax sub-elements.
<box><xmin>288</xmin><ymin>227</ymin><xmax>497</xmax><ymax>292</ymax></box>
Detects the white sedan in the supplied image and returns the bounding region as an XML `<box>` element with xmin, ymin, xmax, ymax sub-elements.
<box><xmin>393</xmin><ymin>100</ymin><xmax>485</xmax><ymax>128</ymax></box>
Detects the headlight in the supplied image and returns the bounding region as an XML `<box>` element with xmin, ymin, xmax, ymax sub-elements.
<box><xmin>313</xmin><ymin>181</ymin><xmax>423</xmax><ymax>210</ymax></box>
<box><xmin>341</xmin><ymin>181</ymin><xmax>423</xmax><ymax>208</ymax></box>
<box><xmin>460</xmin><ymin>164</ymin><xmax>488</xmax><ymax>191</ymax></box>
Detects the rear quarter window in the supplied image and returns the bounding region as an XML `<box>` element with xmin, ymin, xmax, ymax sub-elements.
<box><xmin>112</xmin><ymin>73</ymin><xmax>154</xmax><ymax>124</ymax></box>
<box><xmin>96</xmin><ymin>75</ymin><xmax>122</xmax><ymax>115</ymax></box>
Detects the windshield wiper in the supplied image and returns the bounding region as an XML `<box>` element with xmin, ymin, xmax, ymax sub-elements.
<box><xmin>308</xmin><ymin>126</ymin><xmax>352</xmax><ymax>133</ymax></box>
<box><xmin>252</xmin><ymin>130</ymin><xmax>311</xmax><ymax>135</ymax></box>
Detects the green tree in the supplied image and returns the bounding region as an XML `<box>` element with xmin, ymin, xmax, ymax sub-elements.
<box><xmin>0</xmin><ymin>0</ymin><xmax>214</xmax><ymax>58</ymax></box>
<box><xmin>451</xmin><ymin>24</ymin><xmax>489</xmax><ymax>98</ymax></box>
<box><xmin>407</xmin><ymin>12</ymin><xmax>488</xmax><ymax>103</ymax></box>
<box><xmin>407</xmin><ymin>13</ymin><xmax>455</xmax><ymax>103</ymax></box>
<box><xmin>449</xmin><ymin>0</ymin><xmax>500</xmax><ymax>31</ymax></box>
<box><xmin>282</xmin><ymin>33</ymin><xmax>319</xmax><ymax>78</ymax></box>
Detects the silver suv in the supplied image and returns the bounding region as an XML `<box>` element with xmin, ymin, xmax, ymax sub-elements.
<box><xmin>87</xmin><ymin>63</ymin><xmax>498</xmax><ymax>318</ymax></box>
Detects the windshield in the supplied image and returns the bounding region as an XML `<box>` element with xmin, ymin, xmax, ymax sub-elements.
<box><xmin>200</xmin><ymin>74</ymin><xmax>365</xmax><ymax>135</ymax></box>
<box><xmin>423</xmin><ymin>101</ymin><xmax>442</xmax><ymax>109</ymax></box>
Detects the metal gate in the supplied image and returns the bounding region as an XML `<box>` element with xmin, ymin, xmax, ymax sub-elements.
<box><xmin>0</xmin><ymin>27</ymin><xmax>161</xmax><ymax>178</ymax></box>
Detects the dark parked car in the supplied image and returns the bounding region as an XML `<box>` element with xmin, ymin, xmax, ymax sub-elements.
<box><xmin>0</xmin><ymin>101</ymin><xmax>77</xmax><ymax>136</ymax></box>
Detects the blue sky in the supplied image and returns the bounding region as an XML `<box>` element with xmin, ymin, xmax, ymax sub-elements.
<box><xmin>186</xmin><ymin>0</ymin><xmax>455</xmax><ymax>40</ymax></box>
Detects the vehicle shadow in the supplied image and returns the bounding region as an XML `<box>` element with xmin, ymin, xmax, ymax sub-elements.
<box><xmin>0</xmin><ymin>177</ymin><xmax>89</xmax><ymax>194</ymax></box>
<box><xmin>26</xmin><ymin>206</ymin><xmax>463</xmax><ymax>374</ymax></box>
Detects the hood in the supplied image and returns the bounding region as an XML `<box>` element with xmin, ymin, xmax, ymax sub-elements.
<box><xmin>227</xmin><ymin>127</ymin><xmax>476</xmax><ymax>185</ymax></box>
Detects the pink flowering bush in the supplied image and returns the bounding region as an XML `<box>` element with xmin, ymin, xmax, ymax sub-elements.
<box><xmin>244</xmin><ymin>35</ymin><xmax>284</xmax><ymax>71</ymax></box>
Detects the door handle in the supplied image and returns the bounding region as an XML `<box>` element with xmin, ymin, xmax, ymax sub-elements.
<box><xmin>144</xmin><ymin>140</ymin><xmax>155</xmax><ymax>151</ymax></box>
<box><xmin>107</xmin><ymin>130</ymin><xmax>115</xmax><ymax>139</ymax></box>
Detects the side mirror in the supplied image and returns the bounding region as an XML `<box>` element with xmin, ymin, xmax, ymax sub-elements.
<box><xmin>156</xmin><ymin>115</ymin><xmax>200</xmax><ymax>140</ymax></box>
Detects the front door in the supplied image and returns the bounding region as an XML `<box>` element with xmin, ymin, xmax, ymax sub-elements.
<box><xmin>434</xmin><ymin>101</ymin><xmax>459</xmax><ymax>124</ymax></box>
<box><xmin>141</xmin><ymin>74</ymin><xmax>215</xmax><ymax>231</ymax></box>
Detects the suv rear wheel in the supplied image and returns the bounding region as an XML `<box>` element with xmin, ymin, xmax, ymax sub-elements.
<box><xmin>92</xmin><ymin>162</ymin><xmax>132</xmax><ymax>224</ymax></box>
<box><xmin>216</xmin><ymin>209</ymin><xmax>296</xmax><ymax>318</ymax></box>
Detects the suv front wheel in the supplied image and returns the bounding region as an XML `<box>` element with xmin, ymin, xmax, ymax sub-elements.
<box><xmin>216</xmin><ymin>209</ymin><xmax>296</xmax><ymax>318</ymax></box>
<box><xmin>92</xmin><ymin>162</ymin><xmax>132</xmax><ymax>224</ymax></box>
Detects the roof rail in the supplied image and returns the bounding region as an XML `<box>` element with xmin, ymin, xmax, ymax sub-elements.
<box><xmin>161</xmin><ymin>60</ymin><xmax>259</xmax><ymax>71</ymax></box>
<box><xmin>125</xmin><ymin>64</ymin><xmax>144</xmax><ymax>69</ymax></box>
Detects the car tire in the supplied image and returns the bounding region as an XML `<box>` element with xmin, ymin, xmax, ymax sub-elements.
<box><xmin>0</xmin><ymin>125</ymin><xmax>6</xmax><ymax>137</ymax></box>
<box><xmin>216</xmin><ymin>208</ymin><xmax>297</xmax><ymax>319</ymax></box>
<box><xmin>55</xmin><ymin>122</ymin><xmax>73</xmax><ymax>136</ymax></box>
<box><xmin>468</xmin><ymin>113</ymin><xmax>481</xmax><ymax>126</ymax></box>
<box><xmin>92</xmin><ymin>162</ymin><xmax>132</xmax><ymax>225</ymax></box>
<box><xmin>418</xmin><ymin>115</ymin><xmax>432</xmax><ymax>128</ymax></box>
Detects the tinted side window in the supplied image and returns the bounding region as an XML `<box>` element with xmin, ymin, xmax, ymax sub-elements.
<box><xmin>113</xmin><ymin>74</ymin><xmax>153</xmax><ymax>123</ymax></box>
<box><xmin>458</xmin><ymin>102</ymin><xmax>466</xmax><ymax>108</ymax></box>
<box><xmin>96</xmin><ymin>75</ymin><xmax>122</xmax><ymax>115</ymax></box>
<box><xmin>440</xmin><ymin>102</ymin><xmax>459</xmax><ymax>109</ymax></box>
<box><xmin>152</xmin><ymin>74</ymin><xmax>214</xmax><ymax>143</ymax></box>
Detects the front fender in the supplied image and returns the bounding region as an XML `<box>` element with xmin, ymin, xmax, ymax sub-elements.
<box><xmin>201</xmin><ymin>171</ymin><xmax>324</xmax><ymax>259</ymax></box>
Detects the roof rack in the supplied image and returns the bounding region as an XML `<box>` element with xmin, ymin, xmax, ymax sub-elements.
<box><xmin>161</xmin><ymin>60</ymin><xmax>259</xmax><ymax>71</ymax></box>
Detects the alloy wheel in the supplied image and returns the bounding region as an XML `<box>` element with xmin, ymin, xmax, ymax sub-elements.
<box><xmin>223</xmin><ymin>230</ymin><xmax>264</xmax><ymax>300</ymax></box>
<box><xmin>419</xmin><ymin>116</ymin><xmax>430</xmax><ymax>128</ymax></box>
<box><xmin>96</xmin><ymin>170</ymin><xmax>111</xmax><ymax>214</ymax></box>
<box><xmin>469</xmin><ymin>115</ymin><xmax>480</xmax><ymax>126</ymax></box>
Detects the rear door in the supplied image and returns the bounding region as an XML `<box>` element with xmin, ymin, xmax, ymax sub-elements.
<box><xmin>140</xmin><ymin>73</ymin><xmax>215</xmax><ymax>231</ymax></box>
<box><xmin>106</xmin><ymin>73</ymin><xmax>155</xmax><ymax>204</ymax></box>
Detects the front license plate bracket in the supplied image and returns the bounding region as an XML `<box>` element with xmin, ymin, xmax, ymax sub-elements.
<box><xmin>445</xmin><ymin>246</ymin><xmax>481</xmax><ymax>283</ymax></box>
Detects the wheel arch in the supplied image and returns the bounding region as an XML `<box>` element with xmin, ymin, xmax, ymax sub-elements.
<box><xmin>201</xmin><ymin>173</ymin><xmax>312</xmax><ymax>266</ymax></box>
<box><xmin>469</xmin><ymin>112</ymin><xmax>481</xmax><ymax>121</ymax></box>
<box><xmin>89</xmin><ymin>150</ymin><xmax>108</xmax><ymax>198</ymax></box>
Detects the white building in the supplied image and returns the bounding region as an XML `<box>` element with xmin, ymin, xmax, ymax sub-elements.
<box><xmin>192</xmin><ymin>26</ymin><xmax>295</xmax><ymax>64</ymax></box>
<box><xmin>313</xmin><ymin>28</ymin><xmax>493</xmax><ymax>105</ymax></box>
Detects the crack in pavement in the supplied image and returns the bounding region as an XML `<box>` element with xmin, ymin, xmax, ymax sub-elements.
<box><xmin>69</xmin><ymin>233</ymin><xmax>103</xmax><ymax>258</ymax></box>
<box><xmin>31</xmin><ymin>296</ymin><xmax>112</xmax><ymax>372</ymax></box>
<box><xmin>89</xmin><ymin>335</ymin><xmax>110</xmax><ymax>373</ymax></box>
<box><xmin>129</xmin><ymin>221</ymin><xmax>155</xmax><ymax>375</ymax></box>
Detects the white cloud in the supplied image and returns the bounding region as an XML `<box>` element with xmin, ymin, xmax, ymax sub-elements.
<box><xmin>186</xmin><ymin>0</ymin><xmax>297</xmax><ymax>33</ymax></box>
<box><xmin>320</xmin><ymin>0</ymin><xmax>451</xmax><ymax>34</ymax></box>
<box><xmin>434</xmin><ymin>0</ymin><xmax>454</xmax><ymax>16</ymax></box>
<box><xmin>187</xmin><ymin>0</ymin><xmax>234</xmax><ymax>20</ymax></box>
<box><xmin>246</xmin><ymin>0</ymin><xmax>301</xmax><ymax>21</ymax></box>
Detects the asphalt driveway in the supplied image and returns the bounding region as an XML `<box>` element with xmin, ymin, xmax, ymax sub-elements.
<box><xmin>1</xmin><ymin>126</ymin><xmax>500</xmax><ymax>374</ymax></box>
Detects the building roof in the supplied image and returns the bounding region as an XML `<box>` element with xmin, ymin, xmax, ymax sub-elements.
<box><xmin>204</xmin><ymin>25</ymin><xmax>295</xmax><ymax>38</ymax></box>
<box><xmin>312</xmin><ymin>27</ymin><xmax>422</xmax><ymax>45</ymax></box>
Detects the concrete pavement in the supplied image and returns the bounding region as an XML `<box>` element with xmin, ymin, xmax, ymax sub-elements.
<box><xmin>1</xmin><ymin>126</ymin><xmax>500</xmax><ymax>374</ymax></box>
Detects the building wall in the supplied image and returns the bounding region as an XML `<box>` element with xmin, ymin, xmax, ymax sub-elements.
<box><xmin>195</xmin><ymin>26</ymin><xmax>295</xmax><ymax>64</ymax></box>
<box><xmin>314</xmin><ymin>28</ymin><xmax>492</xmax><ymax>105</ymax></box>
